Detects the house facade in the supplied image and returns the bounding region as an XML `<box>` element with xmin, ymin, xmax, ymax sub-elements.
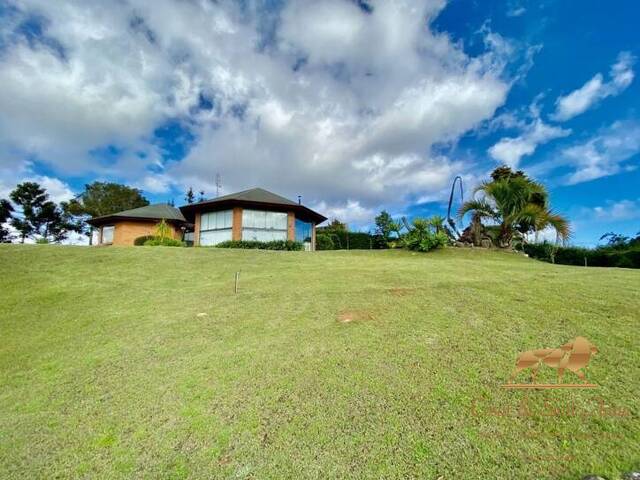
<box><xmin>181</xmin><ymin>188</ymin><xmax>326</xmax><ymax>250</ymax></box>
<box><xmin>88</xmin><ymin>188</ymin><xmax>326</xmax><ymax>250</ymax></box>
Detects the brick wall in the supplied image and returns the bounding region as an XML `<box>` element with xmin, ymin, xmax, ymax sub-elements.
<box><xmin>100</xmin><ymin>220</ymin><xmax>181</xmax><ymax>246</ymax></box>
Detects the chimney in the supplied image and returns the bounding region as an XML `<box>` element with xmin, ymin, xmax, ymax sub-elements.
<box><xmin>297</xmin><ymin>195</ymin><xmax>302</xmax><ymax>205</ymax></box>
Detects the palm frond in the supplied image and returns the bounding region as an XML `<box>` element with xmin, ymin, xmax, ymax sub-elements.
<box><xmin>458</xmin><ymin>199</ymin><xmax>497</xmax><ymax>221</ymax></box>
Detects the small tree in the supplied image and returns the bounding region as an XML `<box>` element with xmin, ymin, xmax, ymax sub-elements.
<box><xmin>155</xmin><ymin>219</ymin><xmax>172</xmax><ymax>241</ymax></box>
<box><xmin>185</xmin><ymin>187</ymin><xmax>195</xmax><ymax>204</ymax></box>
<box><xmin>9</xmin><ymin>182</ymin><xmax>81</xmax><ymax>243</ymax></box>
<box><xmin>325</xmin><ymin>218</ymin><xmax>347</xmax><ymax>232</ymax></box>
<box><xmin>0</xmin><ymin>198</ymin><xmax>14</xmax><ymax>242</ymax></box>
<box><xmin>67</xmin><ymin>182</ymin><xmax>149</xmax><ymax>243</ymax></box>
<box><xmin>375</xmin><ymin>210</ymin><xmax>393</xmax><ymax>243</ymax></box>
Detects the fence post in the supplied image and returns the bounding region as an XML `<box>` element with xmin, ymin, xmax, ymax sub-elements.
<box><xmin>234</xmin><ymin>271</ymin><xmax>240</xmax><ymax>294</ymax></box>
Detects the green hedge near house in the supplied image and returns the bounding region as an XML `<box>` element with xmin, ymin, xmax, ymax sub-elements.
<box><xmin>134</xmin><ymin>235</ymin><xmax>155</xmax><ymax>246</ymax></box>
<box><xmin>133</xmin><ymin>235</ymin><xmax>185</xmax><ymax>247</ymax></box>
<box><xmin>315</xmin><ymin>230</ymin><xmax>385</xmax><ymax>250</ymax></box>
<box><xmin>143</xmin><ymin>237</ymin><xmax>185</xmax><ymax>247</ymax></box>
<box><xmin>522</xmin><ymin>242</ymin><xmax>640</xmax><ymax>269</ymax></box>
<box><xmin>215</xmin><ymin>240</ymin><xmax>304</xmax><ymax>251</ymax></box>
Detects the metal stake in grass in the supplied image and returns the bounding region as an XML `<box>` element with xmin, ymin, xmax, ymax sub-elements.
<box><xmin>234</xmin><ymin>271</ymin><xmax>240</xmax><ymax>294</ymax></box>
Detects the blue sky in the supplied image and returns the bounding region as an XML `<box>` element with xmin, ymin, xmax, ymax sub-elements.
<box><xmin>0</xmin><ymin>0</ymin><xmax>638</xmax><ymax>245</ymax></box>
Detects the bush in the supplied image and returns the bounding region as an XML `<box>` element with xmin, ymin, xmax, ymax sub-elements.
<box><xmin>143</xmin><ymin>237</ymin><xmax>185</xmax><ymax>247</ymax></box>
<box><xmin>134</xmin><ymin>235</ymin><xmax>155</xmax><ymax>246</ymax></box>
<box><xmin>314</xmin><ymin>230</ymin><xmax>381</xmax><ymax>250</ymax></box>
<box><xmin>316</xmin><ymin>233</ymin><xmax>334</xmax><ymax>251</ymax></box>
<box><xmin>215</xmin><ymin>240</ymin><xmax>303</xmax><ymax>251</ymax></box>
<box><xmin>402</xmin><ymin>218</ymin><xmax>449</xmax><ymax>252</ymax></box>
<box><xmin>522</xmin><ymin>242</ymin><xmax>640</xmax><ymax>269</ymax></box>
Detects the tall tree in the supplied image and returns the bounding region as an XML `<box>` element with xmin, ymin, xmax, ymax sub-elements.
<box><xmin>9</xmin><ymin>182</ymin><xmax>81</xmax><ymax>243</ymax></box>
<box><xmin>66</xmin><ymin>182</ymin><xmax>149</xmax><ymax>242</ymax></box>
<box><xmin>0</xmin><ymin>198</ymin><xmax>14</xmax><ymax>242</ymax></box>
<box><xmin>375</xmin><ymin>210</ymin><xmax>394</xmax><ymax>243</ymax></box>
<box><xmin>325</xmin><ymin>218</ymin><xmax>347</xmax><ymax>232</ymax></box>
<box><xmin>67</xmin><ymin>182</ymin><xmax>149</xmax><ymax>218</ymax></box>
<box><xmin>374</xmin><ymin>210</ymin><xmax>402</xmax><ymax>244</ymax></box>
<box><xmin>459</xmin><ymin>166</ymin><xmax>570</xmax><ymax>247</ymax></box>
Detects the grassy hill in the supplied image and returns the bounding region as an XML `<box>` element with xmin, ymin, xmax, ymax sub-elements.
<box><xmin>0</xmin><ymin>245</ymin><xmax>638</xmax><ymax>479</ymax></box>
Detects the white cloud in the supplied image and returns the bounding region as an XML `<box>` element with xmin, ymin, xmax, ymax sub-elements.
<box><xmin>0</xmin><ymin>0</ymin><xmax>523</xmax><ymax>218</ymax></box>
<box><xmin>592</xmin><ymin>199</ymin><xmax>640</xmax><ymax>221</ymax></box>
<box><xmin>312</xmin><ymin>200</ymin><xmax>376</xmax><ymax>227</ymax></box>
<box><xmin>30</xmin><ymin>176</ymin><xmax>75</xmax><ymax>203</ymax></box>
<box><xmin>562</xmin><ymin>121</ymin><xmax>640</xmax><ymax>184</ymax></box>
<box><xmin>0</xmin><ymin>173</ymin><xmax>74</xmax><ymax>203</ymax></box>
<box><xmin>488</xmin><ymin>119</ymin><xmax>571</xmax><ymax>168</ymax></box>
<box><xmin>551</xmin><ymin>52</ymin><xmax>635</xmax><ymax>121</ymax></box>
<box><xmin>507</xmin><ymin>7</ymin><xmax>526</xmax><ymax>17</ymax></box>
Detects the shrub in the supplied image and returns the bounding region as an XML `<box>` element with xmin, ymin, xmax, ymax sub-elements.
<box><xmin>155</xmin><ymin>219</ymin><xmax>172</xmax><ymax>240</ymax></box>
<box><xmin>402</xmin><ymin>217</ymin><xmax>448</xmax><ymax>252</ymax></box>
<box><xmin>134</xmin><ymin>235</ymin><xmax>155</xmax><ymax>246</ymax></box>
<box><xmin>215</xmin><ymin>240</ymin><xmax>303</xmax><ymax>251</ymax></box>
<box><xmin>316</xmin><ymin>233</ymin><xmax>334</xmax><ymax>251</ymax></box>
<box><xmin>143</xmin><ymin>237</ymin><xmax>185</xmax><ymax>247</ymax></box>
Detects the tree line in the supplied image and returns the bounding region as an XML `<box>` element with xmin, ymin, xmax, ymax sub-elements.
<box><xmin>0</xmin><ymin>182</ymin><xmax>149</xmax><ymax>244</ymax></box>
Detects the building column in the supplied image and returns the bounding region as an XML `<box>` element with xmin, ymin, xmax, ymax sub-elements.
<box><xmin>232</xmin><ymin>207</ymin><xmax>243</xmax><ymax>241</ymax></box>
<box><xmin>194</xmin><ymin>212</ymin><xmax>201</xmax><ymax>246</ymax></box>
<box><xmin>287</xmin><ymin>212</ymin><xmax>295</xmax><ymax>241</ymax></box>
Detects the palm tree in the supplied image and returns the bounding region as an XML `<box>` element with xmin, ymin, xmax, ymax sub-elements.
<box><xmin>458</xmin><ymin>167</ymin><xmax>570</xmax><ymax>248</ymax></box>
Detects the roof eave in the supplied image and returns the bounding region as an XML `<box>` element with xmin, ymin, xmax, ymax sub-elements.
<box><xmin>179</xmin><ymin>200</ymin><xmax>327</xmax><ymax>224</ymax></box>
<box><xmin>87</xmin><ymin>215</ymin><xmax>187</xmax><ymax>227</ymax></box>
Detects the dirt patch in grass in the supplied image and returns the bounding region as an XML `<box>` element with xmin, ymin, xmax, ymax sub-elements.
<box><xmin>388</xmin><ymin>287</ymin><xmax>417</xmax><ymax>297</ymax></box>
<box><xmin>337</xmin><ymin>310</ymin><xmax>374</xmax><ymax>323</ymax></box>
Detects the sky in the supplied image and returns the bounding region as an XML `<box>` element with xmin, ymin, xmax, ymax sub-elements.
<box><xmin>0</xmin><ymin>0</ymin><xmax>638</xmax><ymax>246</ymax></box>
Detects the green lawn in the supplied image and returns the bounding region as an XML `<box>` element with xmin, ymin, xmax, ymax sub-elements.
<box><xmin>0</xmin><ymin>245</ymin><xmax>638</xmax><ymax>479</ymax></box>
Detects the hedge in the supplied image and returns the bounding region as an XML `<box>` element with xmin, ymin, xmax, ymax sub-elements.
<box><xmin>143</xmin><ymin>237</ymin><xmax>185</xmax><ymax>247</ymax></box>
<box><xmin>134</xmin><ymin>235</ymin><xmax>155</xmax><ymax>246</ymax></box>
<box><xmin>522</xmin><ymin>242</ymin><xmax>640</xmax><ymax>269</ymax></box>
<box><xmin>315</xmin><ymin>230</ymin><xmax>385</xmax><ymax>250</ymax></box>
<box><xmin>215</xmin><ymin>240</ymin><xmax>303</xmax><ymax>251</ymax></box>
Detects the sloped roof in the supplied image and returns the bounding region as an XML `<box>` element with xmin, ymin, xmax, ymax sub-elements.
<box><xmin>195</xmin><ymin>187</ymin><xmax>299</xmax><ymax>207</ymax></box>
<box><xmin>180</xmin><ymin>187</ymin><xmax>326</xmax><ymax>224</ymax></box>
<box><xmin>88</xmin><ymin>203</ymin><xmax>186</xmax><ymax>226</ymax></box>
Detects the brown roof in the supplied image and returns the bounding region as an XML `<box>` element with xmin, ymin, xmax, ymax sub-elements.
<box><xmin>180</xmin><ymin>188</ymin><xmax>327</xmax><ymax>224</ymax></box>
<box><xmin>87</xmin><ymin>203</ymin><xmax>187</xmax><ymax>227</ymax></box>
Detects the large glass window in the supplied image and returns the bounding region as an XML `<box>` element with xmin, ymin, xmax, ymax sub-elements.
<box><xmin>101</xmin><ymin>225</ymin><xmax>114</xmax><ymax>244</ymax></box>
<box><xmin>295</xmin><ymin>219</ymin><xmax>312</xmax><ymax>243</ymax></box>
<box><xmin>242</xmin><ymin>209</ymin><xmax>287</xmax><ymax>242</ymax></box>
<box><xmin>295</xmin><ymin>219</ymin><xmax>313</xmax><ymax>251</ymax></box>
<box><xmin>199</xmin><ymin>210</ymin><xmax>232</xmax><ymax>245</ymax></box>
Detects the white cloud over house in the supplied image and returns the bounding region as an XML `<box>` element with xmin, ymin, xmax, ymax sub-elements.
<box><xmin>0</xmin><ymin>0</ymin><xmax>518</xmax><ymax>221</ymax></box>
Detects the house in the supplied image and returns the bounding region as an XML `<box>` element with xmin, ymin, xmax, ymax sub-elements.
<box><xmin>87</xmin><ymin>203</ymin><xmax>187</xmax><ymax>246</ymax></box>
<box><xmin>88</xmin><ymin>188</ymin><xmax>327</xmax><ymax>250</ymax></box>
